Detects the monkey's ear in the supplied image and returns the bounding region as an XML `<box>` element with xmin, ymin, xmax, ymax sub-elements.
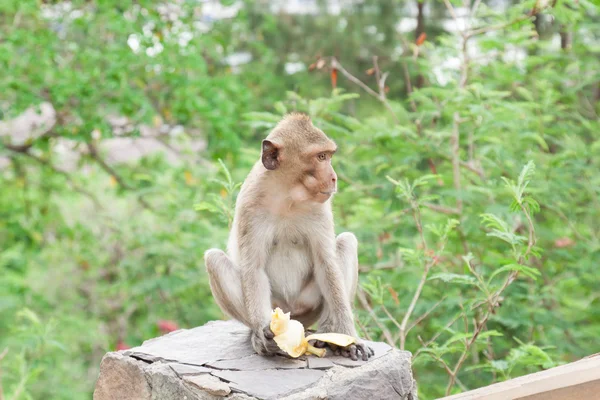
<box><xmin>262</xmin><ymin>140</ymin><xmax>280</xmax><ymax>170</ymax></box>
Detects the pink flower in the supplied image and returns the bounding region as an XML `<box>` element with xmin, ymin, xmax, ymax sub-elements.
<box><xmin>554</xmin><ymin>237</ymin><xmax>574</xmax><ymax>248</ymax></box>
<box><xmin>116</xmin><ymin>340</ymin><xmax>130</xmax><ymax>351</ymax></box>
<box><xmin>157</xmin><ymin>320</ymin><xmax>179</xmax><ymax>334</ymax></box>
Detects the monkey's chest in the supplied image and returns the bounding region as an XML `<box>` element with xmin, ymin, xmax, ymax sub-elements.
<box><xmin>265</xmin><ymin>235</ymin><xmax>318</xmax><ymax>312</ymax></box>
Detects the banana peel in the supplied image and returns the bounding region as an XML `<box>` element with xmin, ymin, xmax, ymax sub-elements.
<box><xmin>269</xmin><ymin>307</ymin><xmax>356</xmax><ymax>358</ymax></box>
<box><xmin>304</xmin><ymin>332</ymin><xmax>357</xmax><ymax>348</ymax></box>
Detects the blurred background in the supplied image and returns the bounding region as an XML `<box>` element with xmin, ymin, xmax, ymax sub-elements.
<box><xmin>0</xmin><ymin>0</ymin><xmax>599</xmax><ymax>399</ymax></box>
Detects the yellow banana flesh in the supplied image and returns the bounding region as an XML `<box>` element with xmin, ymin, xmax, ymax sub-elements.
<box><xmin>269</xmin><ymin>307</ymin><xmax>356</xmax><ymax>358</ymax></box>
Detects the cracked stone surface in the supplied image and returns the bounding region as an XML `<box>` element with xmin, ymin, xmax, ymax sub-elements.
<box><xmin>307</xmin><ymin>357</ymin><xmax>335</xmax><ymax>370</ymax></box>
<box><xmin>94</xmin><ymin>320</ymin><xmax>418</xmax><ymax>400</ymax></box>
<box><xmin>212</xmin><ymin>369</ymin><xmax>325</xmax><ymax>399</ymax></box>
<box><xmin>169</xmin><ymin>363</ymin><xmax>213</xmax><ymax>376</ymax></box>
<box><xmin>207</xmin><ymin>354</ymin><xmax>307</xmax><ymax>370</ymax></box>
<box><xmin>185</xmin><ymin>374</ymin><xmax>232</xmax><ymax>396</ymax></box>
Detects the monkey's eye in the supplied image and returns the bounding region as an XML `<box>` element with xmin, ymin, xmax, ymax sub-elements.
<box><xmin>317</xmin><ymin>153</ymin><xmax>327</xmax><ymax>161</ymax></box>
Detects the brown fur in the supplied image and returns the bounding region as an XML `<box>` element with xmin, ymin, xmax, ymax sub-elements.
<box><xmin>204</xmin><ymin>113</ymin><xmax>373</xmax><ymax>360</ymax></box>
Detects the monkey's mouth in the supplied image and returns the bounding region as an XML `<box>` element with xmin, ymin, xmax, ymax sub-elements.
<box><xmin>319</xmin><ymin>190</ymin><xmax>336</xmax><ymax>196</ymax></box>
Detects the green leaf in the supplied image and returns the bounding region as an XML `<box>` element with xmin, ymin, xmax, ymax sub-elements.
<box><xmin>194</xmin><ymin>202</ymin><xmax>220</xmax><ymax>213</ymax></box>
<box><xmin>477</xmin><ymin>330</ymin><xmax>504</xmax><ymax>340</ymax></box>
<box><xmin>16</xmin><ymin>308</ymin><xmax>41</xmax><ymax>325</ymax></box>
<box><xmin>429</xmin><ymin>273</ymin><xmax>477</xmax><ymax>285</ymax></box>
<box><xmin>488</xmin><ymin>263</ymin><xmax>541</xmax><ymax>283</ymax></box>
<box><xmin>273</xmin><ymin>101</ymin><xmax>287</xmax><ymax>115</ymax></box>
<box><xmin>515</xmin><ymin>87</ymin><xmax>534</xmax><ymax>102</ymax></box>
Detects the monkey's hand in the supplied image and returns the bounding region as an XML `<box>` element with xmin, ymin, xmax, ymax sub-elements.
<box><xmin>251</xmin><ymin>325</ymin><xmax>281</xmax><ymax>357</ymax></box>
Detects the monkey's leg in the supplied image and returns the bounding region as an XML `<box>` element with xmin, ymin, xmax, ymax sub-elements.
<box><xmin>336</xmin><ymin>232</ymin><xmax>359</xmax><ymax>302</ymax></box>
<box><xmin>204</xmin><ymin>249</ymin><xmax>248</xmax><ymax>325</ymax></box>
<box><xmin>205</xmin><ymin>249</ymin><xmax>281</xmax><ymax>356</ymax></box>
<box><xmin>315</xmin><ymin>232</ymin><xmax>374</xmax><ymax>360</ymax></box>
<box><xmin>292</xmin><ymin>280</ymin><xmax>324</xmax><ymax>329</ymax></box>
<box><xmin>293</xmin><ymin>233</ymin><xmax>356</xmax><ymax>329</ymax></box>
<box><xmin>313</xmin><ymin>232</ymin><xmax>358</xmax><ymax>333</ymax></box>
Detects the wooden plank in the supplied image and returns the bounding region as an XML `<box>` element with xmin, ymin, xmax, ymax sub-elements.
<box><xmin>440</xmin><ymin>354</ymin><xmax>600</xmax><ymax>400</ymax></box>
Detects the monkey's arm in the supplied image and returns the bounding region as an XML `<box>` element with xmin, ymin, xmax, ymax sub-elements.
<box><xmin>241</xmin><ymin>265</ymin><xmax>272</xmax><ymax>331</ymax></box>
<box><xmin>239</xmin><ymin>246</ymin><xmax>280</xmax><ymax>356</ymax></box>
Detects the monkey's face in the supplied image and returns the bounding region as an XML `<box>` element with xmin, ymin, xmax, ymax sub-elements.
<box><xmin>262</xmin><ymin>142</ymin><xmax>338</xmax><ymax>204</ymax></box>
<box><xmin>298</xmin><ymin>149</ymin><xmax>338</xmax><ymax>204</ymax></box>
<box><xmin>261</xmin><ymin>116</ymin><xmax>338</xmax><ymax>205</ymax></box>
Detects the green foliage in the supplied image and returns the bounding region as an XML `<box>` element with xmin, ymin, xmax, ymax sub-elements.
<box><xmin>1</xmin><ymin>1</ymin><xmax>599</xmax><ymax>399</ymax></box>
<box><xmin>194</xmin><ymin>159</ymin><xmax>242</xmax><ymax>227</ymax></box>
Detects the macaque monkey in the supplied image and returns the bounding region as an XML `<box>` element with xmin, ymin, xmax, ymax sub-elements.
<box><xmin>204</xmin><ymin>113</ymin><xmax>373</xmax><ymax>361</ymax></box>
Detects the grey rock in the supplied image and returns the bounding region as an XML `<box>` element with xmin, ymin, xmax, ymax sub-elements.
<box><xmin>0</xmin><ymin>157</ymin><xmax>11</xmax><ymax>169</ymax></box>
<box><xmin>325</xmin><ymin>353</ymin><xmax>416</xmax><ymax>400</ymax></box>
<box><xmin>0</xmin><ymin>102</ymin><xmax>210</xmax><ymax>172</ymax></box>
<box><xmin>211</xmin><ymin>369</ymin><xmax>325</xmax><ymax>399</ymax></box>
<box><xmin>327</xmin><ymin>340</ymin><xmax>392</xmax><ymax>368</ymax></box>
<box><xmin>126</xmin><ymin>320</ymin><xmax>255</xmax><ymax>366</ymax></box>
<box><xmin>366</xmin><ymin>340</ymin><xmax>394</xmax><ymax>358</ymax></box>
<box><xmin>126</xmin><ymin>351</ymin><xmax>162</xmax><ymax>363</ymax></box>
<box><xmin>282</xmin><ymin>351</ymin><xmax>417</xmax><ymax>400</ymax></box>
<box><xmin>169</xmin><ymin>363</ymin><xmax>213</xmax><ymax>377</ymax></box>
<box><xmin>184</xmin><ymin>374</ymin><xmax>231</xmax><ymax>396</ymax></box>
<box><xmin>327</xmin><ymin>355</ymin><xmax>367</xmax><ymax>368</ymax></box>
<box><xmin>99</xmin><ymin>137</ymin><xmax>182</xmax><ymax>166</ymax></box>
<box><xmin>145</xmin><ymin>362</ymin><xmax>203</xmax><ymax>399</ymax></box>
<box><xmin>0</xmin><ymin>102</ymin><xmax>56</xmax><ymax>145</ymax></box>
<box><xmin>207</xmin><ymin>354</ymin><xmax>307</xmax><ymax>371</ymax></box>
<box><xmin>93</xmin><ymin>352</ymin><xmax>152</xmax><ymax>400</ymax></box>
<box><xmin>307</xmin><ymin>357</ymin><xmax>335</xmax><ymax>370</ymax></box>
<box><xmin>94</xmin><ymin>320</ymin><xmax>418</xmax><ymax>400</ymax></box>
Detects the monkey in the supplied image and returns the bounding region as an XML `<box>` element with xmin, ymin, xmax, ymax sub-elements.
<box><xmin>204</xmin><ymin>113</ymin><xmax>374</xmax><ymax>361</ymax></box>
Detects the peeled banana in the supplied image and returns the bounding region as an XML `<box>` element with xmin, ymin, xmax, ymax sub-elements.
<box><xmin>269</xmin><ymin>307</ymin><xmax>357</xmax><ymax>358</ymax></box>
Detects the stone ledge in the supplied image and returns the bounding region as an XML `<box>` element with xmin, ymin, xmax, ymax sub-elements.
<box><xmin>94</xmin><ymin>320</ymin><xmax>418</xmax><ymax>400</ymax></box>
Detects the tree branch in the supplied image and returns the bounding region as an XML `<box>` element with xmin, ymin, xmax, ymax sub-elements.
<box><xmin>451</xmin><ymin>113</ymin><xmax>463</xmax><ymax>213</ymax></box>
<box><xmin>5</xmin><ymin>146</ymin><xmax>103</xmax><ymax>208</ymax></box>
<box><xmin>331</xmin><ymin>57</ymin><xmax>399</xmax><ymax>124</ymax></box>
<box><xmin>87</xmin><ymin>142</ymin><xmax>153</xmax><ymax>211</ymax></box>
<box><xmin>407</xmin><ymin>295</ymin><xmax>448</xmax><ymax>333</ymax></box>
<box><xmin>399</xmin><ymin>262</ymin><xmax>431</xmax><ymax>350</ymax></box>
<box><xmin>445</xmin><ymin>197</ymin><xmax>537</xmax><ymax>395</ymax></box>
<box><xmin>357</xmin><ymin>288</ymin><xmax>395</xmax><ymax>346</ymax></box>
<box><xmin>467</xmin><ymin>15</ymin><xmax>534</xmax><ymax>38</ymax></box>
<box><xmin>423</xmin><ymin>202</ymin><xmax>460</xmax><ymax>215</ymax></box>
<box><xmin>0</xmin><ymin>347</ymin><xmax>7</xmax><ymax>400</ymax></box>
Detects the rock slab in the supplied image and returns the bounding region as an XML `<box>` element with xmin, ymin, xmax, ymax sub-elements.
<box><xmin>94</xmin><ymin>320</ymin><xmax>418</xmax><ymax>400</ymax></box>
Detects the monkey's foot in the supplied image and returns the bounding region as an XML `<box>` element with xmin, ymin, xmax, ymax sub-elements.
<box><xmin>313</xmin><ymin>340</ymin><xmax>375</xmax><ymax>361</ymax></box>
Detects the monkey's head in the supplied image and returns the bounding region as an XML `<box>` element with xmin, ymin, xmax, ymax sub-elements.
<box><xmin>261</xmin><ymin>113</ymin><xmax>338</xmax><ymax>204</ymax></box>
